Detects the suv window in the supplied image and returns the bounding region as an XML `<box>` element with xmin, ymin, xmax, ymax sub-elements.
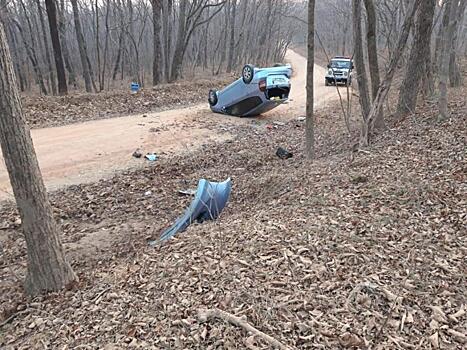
<box><xmin>330</xmin><ymin>60</ymin><xmax>352</xmax><ymax>69</ymax></box>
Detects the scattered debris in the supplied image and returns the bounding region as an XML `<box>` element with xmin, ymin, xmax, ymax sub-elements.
<box><xmin>132</xmin><ymin>149</ymin><xmax>142</xmax><ymax>158</ymax></box>
<box><xmin>145</xmin><ymin>153</ymin><xmax>158</xmax><ymax>161</ymax></box>
<box><xmin>198</xmin><ymin>308</ymin><xmax>292</xmax><ymax>350</ymax></box>
<box><xmin>276</xmin><ymin>147</ymin><xmax>293</xmax><ymax>159</ymax></box>
<box><xmin>178</xmin><ymin>189</ymin><xmax>197</xmax><ymax>196</ymax></box>
<box><xmin>297</xmin><ymin>116</ymin><xmax>306</xmax><ymax>121</ymax></box>
<box><xmin>273</xmin><ymin>121</ymin><xmax>286</xmax><ymax>126</ymax></box>
<box><xmin>150</xmin><ymin>178</ymin><xmax>232</xmax><ymax>244</ymax></box>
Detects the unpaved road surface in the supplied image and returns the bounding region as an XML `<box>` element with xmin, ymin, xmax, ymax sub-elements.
<box><xmin>0</xmin><ymin>50</ymin><xmax>340</xmax><ymax>200</ymax></box>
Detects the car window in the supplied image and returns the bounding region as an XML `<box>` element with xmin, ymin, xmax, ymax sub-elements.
<box><xmin>330</xmin><ymin>60</ymin><xmax>351</xmax><ymax>69</ymax></box>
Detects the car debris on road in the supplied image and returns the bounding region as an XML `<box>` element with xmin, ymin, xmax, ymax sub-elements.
<box><xmin>149</xmin><ymin>178</ymin><xmax>232</xmax><ymax>244</ymax></box>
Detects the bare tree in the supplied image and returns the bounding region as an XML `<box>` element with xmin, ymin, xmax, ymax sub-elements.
<box><xmin>306</xmin><ymin>0</ymin><xmax>315</xmax><ymax>159</ymax></box>
<box><xmin>152</xmin><ymin>0</ymin><xmax>162</xmax><ymax>85</ymax></box>
<box><xmin>226</xmin><ymin>0</ymin><xmax>236</xmax><ymax>73</ymax></box>
<box><xmin>170</xmin><ymin>0</ymin><xmax>225</xmax><ymax>82</ymax></box>
<box><xmin>352</xmin><ymin>0</ymin><xmax>371</xmax><ymax>121</ymax></box>
<box><xmin>44</xmin><ymin>0</ymin><xmax>68</xmax><ymax>95</ymax></box>
<box><xmin>0</xmin><ymin>21</ymin><xmax>76</xmax><ymax>296</ymax></box>
<box><xmin>363</xmin><ymin>0</ymin><xmax>384</xmax><ymax>130</ymax></box>
<box><xmin>35</xmin><ymin>0</ymin><xmax>57</xmax><ymax>95</ymax></box>
<box><xmin>71</xmin><ymin>0</ymin><xmax>94</xmax><ymax>92</ymax></box>
<box><xmin>360</xmin><ymin>0</ymin><xmax>421</xmax><ymax>146</ymax></box>
<box><xmin>397</xmin><ymin>0</ymin><xmax>436</xmax><ymax>116</ymax></box>
<box><xmin>448</xmin><ymin>0</ymin><xmax>466</xmax><ymax>87</ymax></box>
<box><xmin>438</xmin><ymin>0</ymin><xmax>459</xmax><ymax>120</ymax></box>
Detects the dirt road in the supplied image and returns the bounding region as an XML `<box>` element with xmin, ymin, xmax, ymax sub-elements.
<box><xmin>0</xmin><ymin>50</ymin><xmax>340</xmax><ymax>200</ymax></box>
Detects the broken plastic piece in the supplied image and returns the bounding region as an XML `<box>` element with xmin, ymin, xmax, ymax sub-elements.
<box><xmin>276</xmin><ymin>147</ymin><xmax>293</xmax><ymax>159</ymax></box>
<box><xmin>149</xmin><ymin>178</ymin><xmax>232</xmax><ymax>244</ymax></box>
<box><xmin>145</xmin><ymin>153</ymin><xmax>158</xmax><ymax>161</ymax></box>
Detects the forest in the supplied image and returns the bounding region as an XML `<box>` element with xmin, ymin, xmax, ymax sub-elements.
<box><xmin>0</xmin><ymin>0</ymin><xmax>466</xmax><ymax>349</ymax></box>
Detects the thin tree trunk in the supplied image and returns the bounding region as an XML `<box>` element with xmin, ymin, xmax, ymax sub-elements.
<box><xmin>101</xmin><ymin>0</ymin><xmax>110</xmax><ymax>90</ymax></box>
<box><xmin>111</xmin><ymin>0</ymin><xmax>124</xmax><ymax>81</ymax></box>
<box><xmin>44</xmin><ymin>0</ymin><xmax>68</xmax><ymax>95</ymax></box>
<box><xmin>363</xmin><ymin>0</ymin><xmax>384</xmax><ymax>129</ymax></box>
<box><xmin>13</xmin><ymin>18</ymin><xmax>48</xmax><ymax>95</ymax></box>
<box><xmin>361</xmin><ymin>0</ymin><xmax>421</xmax><ymax>146</ymax></box>
<box><xmin>152</xmin><ymin>0</ymin><xmax>162</xmax><ymax>85</ymax></box>
<box><xmin>170</xmin><ymin>0</ymin><xmax>187</xmax><ymax>81</ymax></box>
<box><xmin>58</xmin><ymin>0</ymin><xmax>77</xmax><ymax>87</ymax></box>
<box><xmin>36</xmin><ymin>0</ymin><xmax>57</xmax><ymax>95</ymax></box>
<box><xmin>306</xmin><ymin>0</ymin><xmax>315</xmax><ymax>160</ymax></box>
<box><xmin>352</xmin><ymin>0</ymin><xmax>371</xmax><ymax>123</ymax></box>
<box><xmin>397</xmin><ymin>0</ymin><xmax>436</xmax><ymax>115</ymax></box>
<box><xmin>448</xmin><ymin>0</ymin><xmax>466</xmax><ymax>87</ymax></box>
<box><xmin>226</xmin><ymin>0</ymin><xmax>237</xmax><ymax>73</ymax></box>
<box><xmin>71</xmin><ymin>0</ymin><xmax>93</xmax><ymax>93</ymax></box>
<box><xmin>95</xmin><ymin>0</ymin><xmax>101</xmax><ymax>91</ymax></box>
<box><xmin>0</xmin><ymin>22</ymin><xmax>77</xmax><ymax>296</ymax></box>
<box><xmin>438</xmin><ymin>0</ymin><xmax>458</xmax><ymax>120</ymax></box>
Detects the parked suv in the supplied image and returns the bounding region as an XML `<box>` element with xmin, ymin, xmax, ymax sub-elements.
<box><xmin>325</xmin><ymin>56</ymin><xmax>353</xmax><ymax>86</ymax></box>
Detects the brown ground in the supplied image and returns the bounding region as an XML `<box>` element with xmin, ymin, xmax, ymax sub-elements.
<box><xmin>22</xmin><ymin>76</ymin><xmax>235</xmax><ymax>129</ymax></box>
<box><xmin>0</xmin><ymin>50</ymin><xmax>342</xmax><ymax>200</ymax></box>
<box><xmin>0</xmin><ymin>54</ymin><xmax>466</xmax><ymax>349</ymax></box>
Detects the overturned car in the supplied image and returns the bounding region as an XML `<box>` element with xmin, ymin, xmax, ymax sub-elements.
<box><xmin>208</xmin><ymin>64</ymin><xmax>292</xmax><ymax>117</ymax></box>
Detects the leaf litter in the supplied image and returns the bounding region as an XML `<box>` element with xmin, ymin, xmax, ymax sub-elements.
<box><xmin>0</xmin><ymin>84</ymin><xmax>465</xmax><ymax>349</ymax></box>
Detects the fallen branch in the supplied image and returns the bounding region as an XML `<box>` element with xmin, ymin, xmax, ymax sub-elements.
<box><xmin>198</xmin><ymin>308</ymin><xmax>294</xmax><ymax>350</ymax></box>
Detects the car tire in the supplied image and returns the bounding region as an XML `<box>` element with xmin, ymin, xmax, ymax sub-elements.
<box><xmin>208</xmin><ymin>89</ymin><xmax>218</xmax><ymax>106</ymax></box>
<box><xmin>242</xmin><ymin>64</ymin><xmax>255</xmax><ymax>84</ymax></box>
<box><xmin>325</xmin><ymin>79</ymin><xmax>329</xmax><ymax>86</ymax></box>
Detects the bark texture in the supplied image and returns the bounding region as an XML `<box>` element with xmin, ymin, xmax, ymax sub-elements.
<box><xmin>44</xmin><ymin>0</ymin><xmax>68</xmax><ymax>95</ymax></box>
<box><xmin>71</xmin><ymin>0</ymin><xmax>93</xmax><ymax>93</ymax></box>
<box><xmin>397</xmin><ymin>0</ymin><xmax>436</xmax><ymax>115</ymax></box>
<box><xmin>438</xmin><ymin>0</ymin><xmax>458</xmax><ymax>120</ymax></box>
<box><xmin>152</xmin><ymin>0</ymin><xmax>162</xmax><ymax>85</ymax></box>
<box><xmin>363</xmin><ymin>0</ymin><xmax>384</xmax><ymax>129</ymax></box>
<box><xmin>306</xmin><ymin>0</ymin><xmax>315</xmax><ymax>160</ymax></box>
<box><xmin>352</xmin><ymin>0</ymin><xmax>371</xmax><ymax>124</ymax></box>
<box><xmin>360</xmin><ymin>0</ymin><xmax>421</xmax><ymax>146</ymax></box>
<box><xmin>0</xmin><ymin>22</ymin><xmax>76</xmax><ymax>296</ymax></box>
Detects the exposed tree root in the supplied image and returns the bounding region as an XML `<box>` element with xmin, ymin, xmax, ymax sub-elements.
<box><xmin>198</xmin><ymin>308</ymin><xmax>294</xmax><ymax>350</ymax></box>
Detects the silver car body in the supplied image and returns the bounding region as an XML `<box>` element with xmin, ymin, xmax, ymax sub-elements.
<box><xmin>209</xmin><ymin>65</ymin><xmax>292</xmax><ymax>117</ymax></box>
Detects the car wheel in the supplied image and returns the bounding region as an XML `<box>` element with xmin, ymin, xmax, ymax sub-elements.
<box><xmin>208</xmin><ymin>89</ymin><xmax>218</xmax><ymax>106</ymax></box>
<box><xmin>242</xmin><ymin>64</ymin><xmax>255</xmax><ymax>84</ymax></box>
<box><xmin>325</xmin><ymin>79</ymin><xmax>329</xmax><ymax>86</ymax></box>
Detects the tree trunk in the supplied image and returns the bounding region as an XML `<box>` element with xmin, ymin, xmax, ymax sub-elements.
<box><xmin>152</xmin><ymin>0</ymin><xmax>162</xmax><ymax>85</ymax></box>
<box><xmin>226</xmin><ymin>0</ymin><xmax>237</xmax><ymax>73</ymax></box>
<box><xmin>448</xmin><ymin>0</ymin><xmax>466</xmax><ymax>87</ymax></box>
<box><xmin>57</xmin><ymin>0</ymin><xmax>77</xmax><ymax>87</ymax></box>
<box><xmin>112</xmin><ymin>0</ymin><xmax>125</xmax><ymax>81</ymax></box>
<box><xmin>361</xmin><ymin>0</ymin><xmax>421</xmax><ymax>146</ymax></box>
<box><xmin>0</xmin><ymin>22</ymin><xmax>76</xmax><ymax>296</ymax></box>
<box><xmin>36</xmin><ymin>0</ymin><xmax>57</xmax><ymax>96</ymax></box>
<box><xmin>438</xmin><ymin>0</ymin><xmax>458</xmax><ymax>120</ymax></box>
<box><xmin>363</xmin><ymin>0</ymin><xmax>384</xmax><ymax>129</ymax></box>
<box><xmin>71</xmin><ymin>0</ymin><xmax>93</xmax><ymax>93</ymax></box>
<box><xmin>397</xmin><ymin>0</ymin><xmax>436</xmax><ymax>115</ymax></box>
<box><xmin>13</xmin><ymin>18</ymin><xmax>48</xmax><ymax>95</ymax></box>
<box><xmin>170</xmin><ymin>0</ymin><xmax>187</xmax><ymax>82</ymax></box>
<box><xmin>306</xmin><ymin>0</ymin><xmax>315</xmax><ymax>160</ymax></box>
<box><xmin>352</xmin><ymin>0</ymin><xmax>371</xmax><ymax>123</ymax></box>
<box><xmin>44</xmin><ymin>0</ymin><xmax>68</xmax><ymax>95</ymax></box>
